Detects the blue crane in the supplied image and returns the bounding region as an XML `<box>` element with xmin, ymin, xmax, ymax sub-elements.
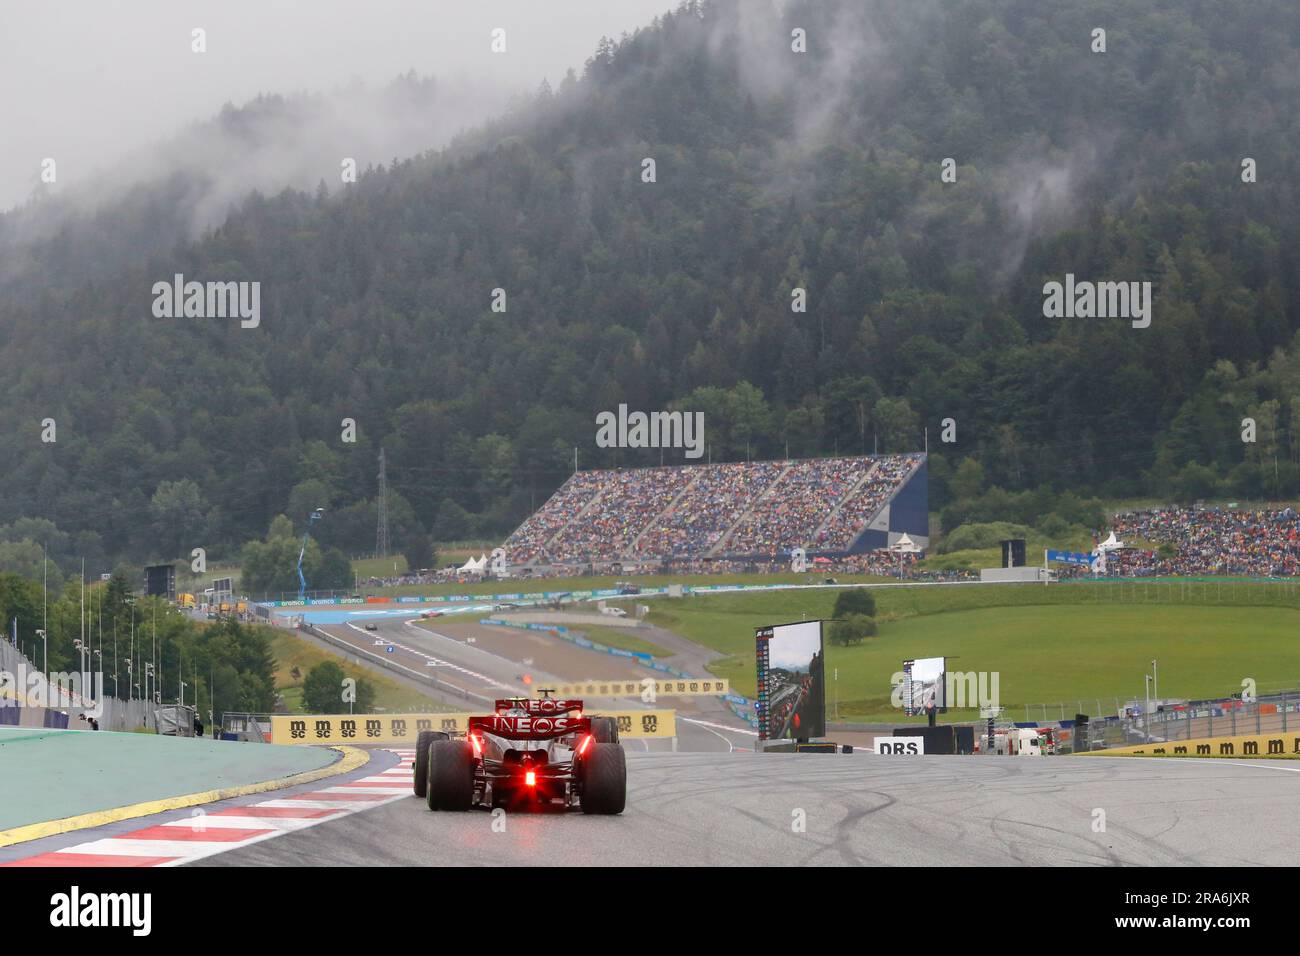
<box><xmin>297</xmin><ymin>508</ymin><xmax>325</xmax><ymax>602</ymax></box>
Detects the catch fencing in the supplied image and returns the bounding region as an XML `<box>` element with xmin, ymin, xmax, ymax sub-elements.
<box><xmin>1021</xmin><ymin>689</ymin><xmax>1298</xmax><ymax>752</ymax></box>
<box><xmin>0</xmin><ymin>638</ymin><xmax>156</xmax><ymax>732</ymax></box>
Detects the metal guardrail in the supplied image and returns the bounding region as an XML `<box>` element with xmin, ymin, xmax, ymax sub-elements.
<box><xmin>1021</xmin><ymin>691</ymin><xmax>1298</xmax><ymax>753</ymax></box>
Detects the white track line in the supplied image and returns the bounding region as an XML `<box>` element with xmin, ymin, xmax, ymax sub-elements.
<box><xmin>679</xmin><ymin>715</ymin><xmax>758</xmax><ymax>737</ymax></box>
<box><xmin>348</xmin><ymin>621</ymin><xmax>513</xmax><ymax>690</ymax></box>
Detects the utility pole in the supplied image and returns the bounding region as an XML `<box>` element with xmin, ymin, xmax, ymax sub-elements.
<box><xmin>1144</xmin><ymin>674</ymin><xmax>1152</xmax><ymax>742</ymax></box>
<box><xmin>80</xmin><ymin>558</ymin><xmax>85</xmax><ymax>698</ymax></box>
<box><xmin>42</xmin><ymin>543</ymin><xmax>47</xmax><ymax>677</ymax></box>
<box><xmin>128</xmin><ymin>598</ymin><xmax>136</xmax><ymax>702</ymax></box>
<box><xmin>375</xmin><ymin>447</ymin><xmax>390</xmax><ymax>558</ymax></box>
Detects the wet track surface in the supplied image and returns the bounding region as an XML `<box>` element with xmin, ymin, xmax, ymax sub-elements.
<box><xmin>196</xmin><ymin>750</ymin><xmax>1300</xmax><ymax>867</ymax></box>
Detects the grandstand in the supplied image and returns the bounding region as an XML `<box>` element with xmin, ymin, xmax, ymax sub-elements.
<box><xmin>502</xmin><ymin>454</ymin><xmax>928</xmax><ymax>568</ymax></box>
<box><xmin>1106</xmin><ymin>506</ymin><xmax>1300</xmax><ymax>577</ymax></box>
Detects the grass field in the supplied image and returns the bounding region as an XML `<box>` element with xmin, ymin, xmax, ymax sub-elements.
<box><xmin>351</xmin><ymin>543</ymin><xmax>504</xmax><ymax>581</ymax></box>
<box><xmin>267</xmin><ymin>630</ymin><xmax>449</xmax><ymax>714</ymax></box>
<box><xmin>643</xmin><ymin>580</ymin><xmax>1300</xmax><ymax>722</ymax></box>
<box><xmin>564</xmin><ymin>622</ymin><xmax>672</xmax><ymax>659</ymax></box>
<box><xmin>174</xmin><ymin>563</ymin><xmax>242</xmax><ymax>593</ymax></box>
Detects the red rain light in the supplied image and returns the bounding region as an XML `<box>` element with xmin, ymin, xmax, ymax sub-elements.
<box><xmin>525</xmin><ymin>771</ymin><xmax>536</xmax><ymax>787</ymax></box>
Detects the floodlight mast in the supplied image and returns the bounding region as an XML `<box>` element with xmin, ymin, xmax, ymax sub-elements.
<box><xmin>297</xmin><ymin>508</ymin><xmax>325</xmax><ymax>602</ymax></box>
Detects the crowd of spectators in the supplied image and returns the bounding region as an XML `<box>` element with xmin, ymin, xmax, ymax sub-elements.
<box><xmin>498</xmin><ymin>455</ymin><xmax>920</xmax><ymax>567</ymax></box>
<box><xmin>720</xmin><ymin>458</ymin><xmax>874</xmax><ymax>557</ymax></box>
<box><xmin>358</xmin><ymin>550</ymin><xmax>970</xmax><ymax>589</ymax></box>
<box><xmin>635</xmin><ymin>461</ymin><xmax>785</xmax><ymax>558</ymax></box>
<box><xmin>545</xmin><ymin>468</ymin><xmax>694</xmax><ymax>561</ymax></box>
<box><xmin>501</xmin><ymin>471</ymin><xmax>606</xmax><ymax>564</ymax></box>
<box><xmin>814</xmin><ymin>454</ymin><xmax>923</xmax><ymax>550</ymax></box>
<box><xmin>363</xmin><ymin>569</ymin><xmax>443</xmax><ymax>588</ymax></box>
<box><xmin>1106</xmin><ymin>506</ymin><xmax>1300</xmax><ymax>577</ymax></box>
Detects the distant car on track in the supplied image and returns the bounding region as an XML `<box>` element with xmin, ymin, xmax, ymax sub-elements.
<box><xmin>413</xmin><ymin>694</ymin><xmax>625</xmax><ymax>814</ymax></box>
<box><xmin>363</xmin><ymin>622</ymin><xmax>379</xmax><ymax>631</ymax></box>
<box><xmin>419</xmin><ymin>610</ymin><xmax>442</xmax><ymax>619</ymax></box>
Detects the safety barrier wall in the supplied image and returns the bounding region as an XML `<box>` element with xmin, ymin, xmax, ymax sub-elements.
<box><xmin>0</xmin><ymin>639</ymin><xmax>155</xmax><ymax>731</ymax></box>
<box><xmin>1080</xmin><ymin>731</ymin><xmax>1300</xmax><ymax>758</ymax></box>
<box><xmin>271</xmin><ymin>709</ymin><xmax>677</xmax><ymax>745</ymax></box>
<box><xmin>503</xmin><ymin>612</ymin><xmax>649</xmax><ymax>629</ymax></box>
<box><xmin>537</xmin><ymin>678</ymin><xmax>730</xmax><ymax>698</ymax></box>
<box><xmin>264</xmin><ymin>586</ymin><xmax>669</xmax><ymax>608</ymax></box>
<box><xmin>478</xmin><ymin>618</ymin><xmax>654</xmax><ymax>666</ymax></box>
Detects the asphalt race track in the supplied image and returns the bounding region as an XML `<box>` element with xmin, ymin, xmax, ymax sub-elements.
<box><xmin>306</xmin><ymin>612</ymin><xmax>758</xmax><ymax>750</ymax></box>
<box><xmin>197</xmin><ymin>749</ymin><xmax>1300</xmax><ymax>867</ymax></box>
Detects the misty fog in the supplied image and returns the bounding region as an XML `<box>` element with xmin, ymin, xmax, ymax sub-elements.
<box><xmin>0</xmin><ymin>0</ymin><xmax>676</xmax><ymax>215</ymax></box>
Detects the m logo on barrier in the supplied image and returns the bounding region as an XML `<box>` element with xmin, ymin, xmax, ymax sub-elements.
<box><xmin>274</xmin><ymin>709</ymin><xmax>676</xmax><ymax>744</ymax></box>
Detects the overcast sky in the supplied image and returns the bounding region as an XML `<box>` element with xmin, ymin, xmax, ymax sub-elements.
<box><xmin>0</xmin><ymin>0</ymin><xmax>675</xmax><ymax>211</ymax></box>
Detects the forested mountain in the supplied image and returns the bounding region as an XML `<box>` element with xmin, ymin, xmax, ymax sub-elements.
<box><xmin>1</xmin><ymin>0</ymin><xmax>1298</xmax><ymax>572</ymax></box>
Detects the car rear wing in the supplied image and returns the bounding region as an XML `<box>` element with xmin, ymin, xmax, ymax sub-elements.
<box><xmin>493</xmin><ymin>698</ymin><xmax>583</xmax><ymax>715</ymax></box>
<box><xmin>469</xmin><ymin>713</ymin><xmax>591</xmax><ymax>740</ymax></box>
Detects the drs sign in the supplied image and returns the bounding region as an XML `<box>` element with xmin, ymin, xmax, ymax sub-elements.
<box><xmin>875</xmin><ymin>736</ymin><xmax>924</xmax><ymax>755</ymax></box>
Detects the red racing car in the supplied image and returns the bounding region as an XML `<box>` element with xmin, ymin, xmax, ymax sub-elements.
<box><xmin>412</xmin><ymin>694</ymin><xmax>625</xmax><ymax>814</ymax></box>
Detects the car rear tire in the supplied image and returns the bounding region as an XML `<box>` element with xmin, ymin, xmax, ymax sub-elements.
<box><xmin>578</xmin><ymin>742</ymin><xmax>626</xmax><ymax>815</ymax></box>
<box><xmin>413</xmin><ymin>730</ymin><xmax>448</xmax><ymax>797</ymax></box>
<box><xmin>426</xmin><ymin>739</ymin><xmax>475</xmax><ymax>811</ymax></box>
<box><xmin>590</xmin><ymin>716</ymin><xmax>619</xmax><ymax>744</ymax></box>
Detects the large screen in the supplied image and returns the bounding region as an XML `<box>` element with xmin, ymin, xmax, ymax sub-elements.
<box><xmin>902</xmin><ymin>656</ymin><xmax>946</xmax><ymax>716</ymax></box>
<box><xmin>756</xmin><ymin>620</ymin><xmax>826</xmax><ymax>741</ymax></box>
